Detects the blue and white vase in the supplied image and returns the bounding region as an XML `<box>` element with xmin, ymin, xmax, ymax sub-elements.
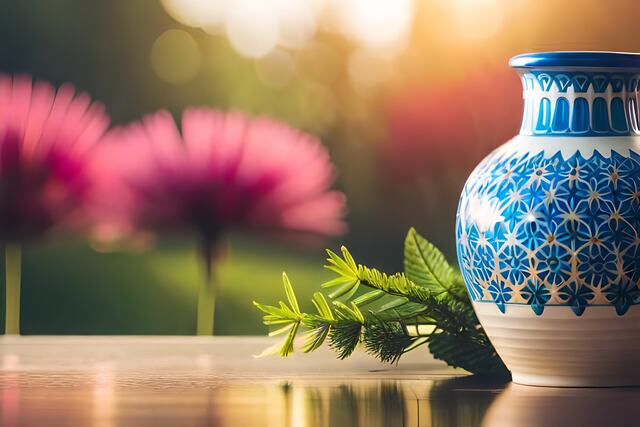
<box><xmin>456</xmin><ymin>52</ymin><xmax>640</xmax><ymax>386</ymax></box>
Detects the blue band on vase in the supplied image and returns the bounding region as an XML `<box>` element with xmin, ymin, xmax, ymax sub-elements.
<box><xmin>511</xmin><ymin>52</ymin><xmax>640</xmax><ymax>137</ymax></box>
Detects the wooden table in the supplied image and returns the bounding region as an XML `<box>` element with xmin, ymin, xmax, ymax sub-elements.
<box><xmin>0</xmin><ymin>336</ymin><xmax>638</xmax><ymax>427</ymax></box>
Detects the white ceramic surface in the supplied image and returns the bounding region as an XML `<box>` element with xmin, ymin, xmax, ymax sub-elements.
<box><xmin>474</xmin><ymin>302</ymin><xmax>640</xmax><ymax>386</ymax></box>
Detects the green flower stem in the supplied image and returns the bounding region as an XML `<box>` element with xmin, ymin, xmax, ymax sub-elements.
<box><xmin>5</xmin><ymin>243</ymin><xmax>22</xmax><ymax>335</ymax></box>
<box><xmin>196</xmin><ymin>274</ymin><xmax>216</xmax><ymax>336</ymax></box>
<box><xmin>196</xmin><ymin>245</ymin><xmax>217</xmax><ymax>336</ymax></box>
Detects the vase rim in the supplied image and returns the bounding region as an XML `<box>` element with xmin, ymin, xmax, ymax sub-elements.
<box><xmin>509</xmin><ymin>51</ymin><xmax>640</xmax><ymax>70</ymax></box>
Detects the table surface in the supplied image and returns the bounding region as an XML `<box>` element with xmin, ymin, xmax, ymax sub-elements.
<box><xmin>0</xmin><ymin>336</ymin><xmax>638</xmax><ymax>427</ymax></box>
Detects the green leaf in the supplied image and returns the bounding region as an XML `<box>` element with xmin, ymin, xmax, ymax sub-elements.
<box><xmin>403</xmin><ymin>336</ymin><xmax>429</xmax><ymax>353</ymax></box>
<box><xmin>340</xmin><ymin>246</ymin><xmax>358</xmax><ymax>270</ymax></box>
<box><xmin>311</xmin><ymin>292</ymin><xmax>334</xmax><ymax>320</ymax></box>
<box><xmin>268</xmin><ymin>322</ymin><xmax>295</xmax><ymax>337</ymax></box>
<box><xmin>404</xmin><ymin>227</ymin><xmax>464</xmax><ymax>300</ymax></box>
<box><xmin>352</xmin><ymin>290</ymin><xmax>385</xmax><ymax>306</ymax></box>
<box><xmin>279</xmin><ymin>320</ymin><xmax>301</xmax><ymax>357</ymax></box>
<box><xmin>428</xmin><ymin>332</ymin><xmax>509</xmax><ymax>376</ymax></box>
<box><xmin>341</xmin><ymin>281</ymin><xmax>361</xmax><ymax>301</ymax></box>
<box><xmin>278</xmin><ymin>301</ymin><xmax>298</xmax><ymax>319</ymax></box>
<box><xmin>282</xmin><ymin>273</ymin><xmax>300</xmax><ymax>314</ymax></box>
<box><xmin>333</xmin><ymin>301</ymin><xmax>365</xmax><ymax>323</ymax></box>
<box><xmin>252</xmin><ymin>301</ymin><xmax>287</xmax><ymax>319</ymax></box>
<box><xmin>262</xmin><ymin>318</ymin><xmax>296</xmax><ymax>326</ymax></box>
<box><xmin>301</xmin><ymin>323</ymin><xmax>330</xmax><ymax>353</ymax></box>
<box><xmin>321</xmin><ymin>276</ymin><xmax>354</xmax><ymax>289</ymax></box>
<box><xmin>384</xmin><ymin>302</ymin><xmax>429</xmax><ymax>319</ymax></box>
<box><xmin>325</xmin><ymin>249</ymin><xmax>355</xmax><ymax>275</ymax></box>
<box><xmin>350</xmin><ymin>302</ymin><xmax>365</xmax><ymax>323</ymax></box>
<box><xmin>375</xmin><ymin>297</ymin><xmax>409</xmax><ymax>313</ymax></box>
<box><xmin>327</xmin><ymin>281</ymin><xmax>357</xmax><ymax>299</ymax></box>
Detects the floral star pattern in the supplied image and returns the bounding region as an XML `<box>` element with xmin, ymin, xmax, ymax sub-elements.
<box><xmin>456</xmin><ymin>148</ymin><xmax>640</xmax><ymax>316</ymax></box>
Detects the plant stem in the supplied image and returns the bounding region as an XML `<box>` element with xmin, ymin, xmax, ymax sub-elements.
<box><xmin>5</xmin><ymin>243</ymin><xmax>21</xmax><ymax>335</ymax></box>
<box><xmin>196</xmin><ymin>244</ymin><xmax>217</xmax><ymax>336</ymax></box>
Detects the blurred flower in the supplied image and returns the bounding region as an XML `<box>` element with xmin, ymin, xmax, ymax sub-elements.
<box><xmin>95</xmin><ymin>108</ymin><xmax>346</xmax><ymax>334</ymax></box>
<box><xmin>96</xmin><ymin>108</ymin><xmax>346</xmax><ymax>244</ymax></box>
<box><xmin>0</xmin><ymin>74</ymin><xmax>108</xmax><ymax>335</ymax></box>
<box><xmin>0</xmin><ymin>74</ymin><xmax>109</xmax><ymax>241</ymax></box>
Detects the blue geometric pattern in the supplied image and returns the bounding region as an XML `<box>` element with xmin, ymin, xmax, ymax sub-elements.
<box><xmin>519</xmin><ymin>71</ymin><xmax>640</xmax><ymax>136</ymax></box>
<box><xmin>456</xmin><ymin>148</ymin><xmax>640</xmax><ymax>316</ymax></box>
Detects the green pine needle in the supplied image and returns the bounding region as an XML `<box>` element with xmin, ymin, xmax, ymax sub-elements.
<box><xmin>253</xmin><ymin>228</ymin><xmax>509</xmax><ymax>377</ymax></box>
<box><xmin>329</xmin><ymin>320</ymin><xmax>362</xmax><ymax>359</ymax></box>
<box><xmin>363</xmin><ymin>321</ymin><xmax>418</xmax><ymax>364</ymax></box>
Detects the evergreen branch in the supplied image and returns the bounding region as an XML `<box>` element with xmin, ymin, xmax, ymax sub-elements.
<box><xmin>363</xmin><ymin>320</ymin><xmax>425</xmax><ymax>364</ymax></box>
<box><xmin>254</xmin><ymin>275</ymin><xmax>433</xmax><ymax>364</ymax></box>
<box><xmin>323</xmin><ymin>246</ymin><xmax>477</xmax><ymax>336</ymax></box>
<box><xmin>428</xmin><ymin>331</ymin><xmax>508</xmax><ymax>375</ymax></box>
<box><xmin>253</xmin><ymin>228</ymin><xmax>509</xmax><ymax>377</ymax></box>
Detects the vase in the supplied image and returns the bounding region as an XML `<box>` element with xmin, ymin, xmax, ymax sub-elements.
<box><xmin>456</xmin><ymin>51</ymin><xmax>640</xmax><ymax>387</ymax></box>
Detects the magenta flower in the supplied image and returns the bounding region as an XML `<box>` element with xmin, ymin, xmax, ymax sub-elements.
<box><xmin>0</xmin><ymin>75</ymin><xmax>109</xmax><ymax>240</ymax></box>
<box><xmin>95</xmin><ymin>108</ymin><xmax>346</xmax><ymax>334</ymax></box>
<box><xmin>0</xmin><ymin>74</ymin><xmax>109</xmax><ymax>334</ymax></box>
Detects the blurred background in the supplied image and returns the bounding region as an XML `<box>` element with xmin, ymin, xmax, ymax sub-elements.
<box><xmin>1</xmin><ymin>0</ymin><xmax>638</xmax><ymax>334</ymax></box>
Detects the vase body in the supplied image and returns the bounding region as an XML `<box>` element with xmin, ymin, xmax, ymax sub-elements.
<box><xmin>456</xmin><ymin>52</ymin><xmax>640</xmax><ymax>386</ymax></box>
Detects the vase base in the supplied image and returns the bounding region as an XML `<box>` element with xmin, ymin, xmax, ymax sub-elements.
<box><xmin>512</xmin><ymin>373</ymin><xmax>640</xmax><ymax>388</ymax></box>
<box><xmin>473</xmin><ymin>302</ymin><xmax>640</xmax><ymax>388</ymax></box>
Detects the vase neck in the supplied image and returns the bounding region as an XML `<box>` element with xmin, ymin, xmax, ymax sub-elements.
<box><xmin>510</xmin><ymin>52</ymin><xmax>640</xmax><ymax>137</ymax></box>
<box><xmin>516</xmin><ymin>68</ymin><xmax>640</xmax><ymax>137</ymax></box>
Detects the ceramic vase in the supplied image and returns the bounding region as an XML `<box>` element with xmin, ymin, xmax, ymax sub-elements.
<box><xmin>456</xmin><ymin>51</ymin><xmax>640</xmax><ymax>386</ymax></box>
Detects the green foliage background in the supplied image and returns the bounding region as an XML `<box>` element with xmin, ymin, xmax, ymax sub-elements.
<box><xmin>1</xmin><ymin>238</ymin><xmax>329</xmax><ymax>335</ymax></box>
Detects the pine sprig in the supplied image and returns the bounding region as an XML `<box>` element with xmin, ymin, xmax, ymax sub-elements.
<box><xmin>323</xmin><ymin>247</ymin><xmax>477</xmax><ymax>336</ymax></box>
<box><xmin>253</xmin><ymin>272</ymin><xmax>303</xmax><ymax>357</ymax></box>
<box><xmin>362</xmin><ymin>320</ymin><xmax>416</xmax><ymax>364</ymax></box>
<box><xmin>253</xmin><ymin>228</ymin><xmax>509</xmax><ymax>377</ymax></box>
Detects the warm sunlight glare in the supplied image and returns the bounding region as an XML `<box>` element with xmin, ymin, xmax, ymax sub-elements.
<box><xmin>449</xmin><ymin>0</ymin><xmax>504</xmax><ymax>41</ymax></box>
<box><xmin>225</xmin><ymin>1</ymin><xmax>279</xmax><ymax>58</ymax></box>
<box><xmin>334</xmin><ymin>0</ymin><xmax>415</xmax><ymax>52</ymax></box>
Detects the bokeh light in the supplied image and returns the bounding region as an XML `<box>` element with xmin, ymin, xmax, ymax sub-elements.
<box><xmin>160</xmin><ymin>0</ymin><xmax>415</xmax><ymax>58</ymax></box>
<box><xmin>255</xmin><ymin>48</ymin><xmax>296</xmax><ymax>88</ymax></box>
<box><xmin>449</xmin><ymin>0</ymin><xmax>504</xmax><ymax>41</ymax></box>
<box><xmin>225</xmin><ymin>1</ymin><xmax>279</xmax><ymax>58</ymax></box>
<box><xmin>160</xmin><ymin>0</ymin><xmax>226</xmax><ymax>28</ymax></box>
<box><xmin>270</xmin><ymin>0</ymin><xmax>322</xmax><ymax>49</ymax></box>
<box><xmin>161</xmin><ymin>0</ymin><xmax>323</xmax><ymax>58</ymax></box>
<box><xmin>332</xmin><ymin>0</ymin><xmax>414</xmax><ymax>53</ymax></box>
<box><xmin>348</xmin><ymin>50</ymin><xmax>396</xmax><ymax>90</ymax></box>
<box><xmin>150</xmin><ymin>29</ymin><xmax>201</xmax><ymax>84</ymax></box>
<box><xmin>297</xmin><ymin>42</ymin><xmax>341</xmax><ymax>85</ymax></box>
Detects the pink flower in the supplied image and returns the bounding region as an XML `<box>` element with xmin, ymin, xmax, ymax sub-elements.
<box><xmin>94</xmin><ymin>108</ymin><xmax>346</xmax><ymax>246</ymax></box>
<box><xmin>0</xmin><ymin>74</ymin><xmax>109</xmax><ymax>241</ymax></box>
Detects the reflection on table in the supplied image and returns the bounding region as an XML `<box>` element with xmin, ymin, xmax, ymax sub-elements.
<box><xmin>1</xmin><ymin>336</ymin><xmax>639</xmax><ymax>427</ymax></box>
